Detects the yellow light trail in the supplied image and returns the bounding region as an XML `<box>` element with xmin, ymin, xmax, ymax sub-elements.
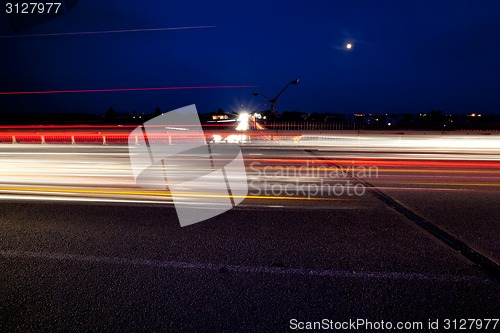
<box><xmin>368</xmin><ymin>181</ymin><xmax>500</xmax><ymax>187</ymax></box>
<box><xmin>0</xmin><ymin>187</ymin><xmax>351</xmax><ymax>201</ymax></box>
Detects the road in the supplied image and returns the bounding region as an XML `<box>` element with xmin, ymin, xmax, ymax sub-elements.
<box><xmin>0</xmin><ymin>134</ymin><xmax>499</xmax><ymax>331</ymax></box>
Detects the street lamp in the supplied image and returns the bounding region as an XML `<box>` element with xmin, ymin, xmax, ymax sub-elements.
<box><xmin>252</xmin><ymin>78</ymin><xmax>299</xmax><ymax>117</ymax></box>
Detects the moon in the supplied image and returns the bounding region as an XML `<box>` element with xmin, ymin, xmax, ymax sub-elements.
<box><xmin>346</xmin><ymin>43</ymin><xmax>352</xmax><ymax>49</ymax></box>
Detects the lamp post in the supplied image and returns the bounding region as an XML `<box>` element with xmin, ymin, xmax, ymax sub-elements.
<box><xmin>252</xmin><ymin>78</ymin><xmax>299</xmax><ymax>117</ymax></box>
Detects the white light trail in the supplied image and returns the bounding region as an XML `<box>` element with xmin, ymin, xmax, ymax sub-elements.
<box><xmin>0</xmin><ymin>26</ymin><xmax>216</xmax><ymax>39</ymax></box>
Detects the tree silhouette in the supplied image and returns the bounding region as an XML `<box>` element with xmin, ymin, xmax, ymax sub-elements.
<box><xmin>104</xmin><ymin>107</ymin><xmax>117</xmax><ymax>122</ymax></box>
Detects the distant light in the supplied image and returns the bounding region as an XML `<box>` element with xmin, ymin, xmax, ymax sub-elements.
<box><xmin>236</xmin><ymin>112</ymin><xmax>250</xmax><ymax>131</ymax></box>
<box><xmin>238</xmin><ymin>112</ymin><xmax>249</xmax><ymax>123</ymax></box>
<box><xmin>346</xmin><ymin>43</ymin><xmax>352</xmax><ymax>49</ymax></box>
<box><xmin>387</xmin><ymin>122</ymin><xmax>392</xmax><ymax>126</ymax></box>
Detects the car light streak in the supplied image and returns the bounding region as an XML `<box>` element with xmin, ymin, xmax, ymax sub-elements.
<box><xmin>0</xmin><ymin>134</ymin><xmax>499</xmax><ymax>208</ymax></box>
<box><xmin>0</xmin><ymin>186</ymin><xmax>351</xmax><ymax>202</ymax></box>
<box><xmin>0</xmin><ymin>85</ymin><xmax>257</xmax><ymax>95</ymax></box>
<box><xmin>246</xmin><ymin>158</ymin><xmax>500</xmax><ymax>169</ymax></box>
<box><xmin>0</xmin><ymin>26</ymin><xmax>216</xmax><ymax>39</ymax></box>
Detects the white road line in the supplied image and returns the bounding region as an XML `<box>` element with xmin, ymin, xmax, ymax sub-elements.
<box><xmin>0</xmin><ymin>250</ymin><xmax>491</xmax><ymax>283</ymax></box>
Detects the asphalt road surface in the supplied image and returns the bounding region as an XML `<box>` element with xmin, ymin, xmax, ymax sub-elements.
<box><xmin>0</xmin><ymin>135</ymin><xmax>499</xmax><ymax>332</ymax></box>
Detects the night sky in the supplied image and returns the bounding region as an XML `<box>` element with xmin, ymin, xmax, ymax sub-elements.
<box><xmin>1</xmin><ymin>0</ymin><xmax>500</xmax><ymax>116</ymax></box>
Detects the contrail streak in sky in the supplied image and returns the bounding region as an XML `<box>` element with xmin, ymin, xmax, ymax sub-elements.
<box><xmin>0</xmin><ymin>85</ymin><xmax>257</xmax><ymax>95</ymax></box>
<box><xmin>0</xmin><ymin>26</ymin><xmax>216</xmax><ymax>39</ymax></box>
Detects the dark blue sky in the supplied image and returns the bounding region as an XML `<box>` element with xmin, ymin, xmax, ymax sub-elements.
<box><xmin>1</xmin><ymin>0</ymin><xmax>500</xmax><ymax>116</ymax></box>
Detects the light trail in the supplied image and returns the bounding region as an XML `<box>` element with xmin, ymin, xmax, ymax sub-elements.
<box><xmin>0</xmin><ymin>194</ymin><xmax>172</xmax><ymax>205</ymax></box>
<box><xmin>249</xmin><ymin>166</ymin><xmax>500</xmax><ymax>174</ymax></box>
<box><xmin>246</xmin><ymin>158</ymin><xmax>500</xmax><ymax>168</ymax></box>
<box><xmin>0</xmin><ymin>25</ymin><xmax>216</xmax><ymax>39</ymax></box>
<box><xmin>0</xmin><ymin>134</ymin><xmax>499</xmax><ymax>207</ymax></box>
<box><xmin>368</xmin><ymin>168</ymin><xmax>500</xmax><ymax>174</ymax></box>
<box><xmin>367</xmin><ymin>181</ymin><xmax>500</xmax><ymax>187</ymax></box>
<box><xmin>0</xmin><ymin>186</ymin><xmax>351</xmax><ymax>200</ymax></box>
<box><xmin>0</xmin><ymin>85</ymin><xmax>257</xmax><ymax>95</ymax></box>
